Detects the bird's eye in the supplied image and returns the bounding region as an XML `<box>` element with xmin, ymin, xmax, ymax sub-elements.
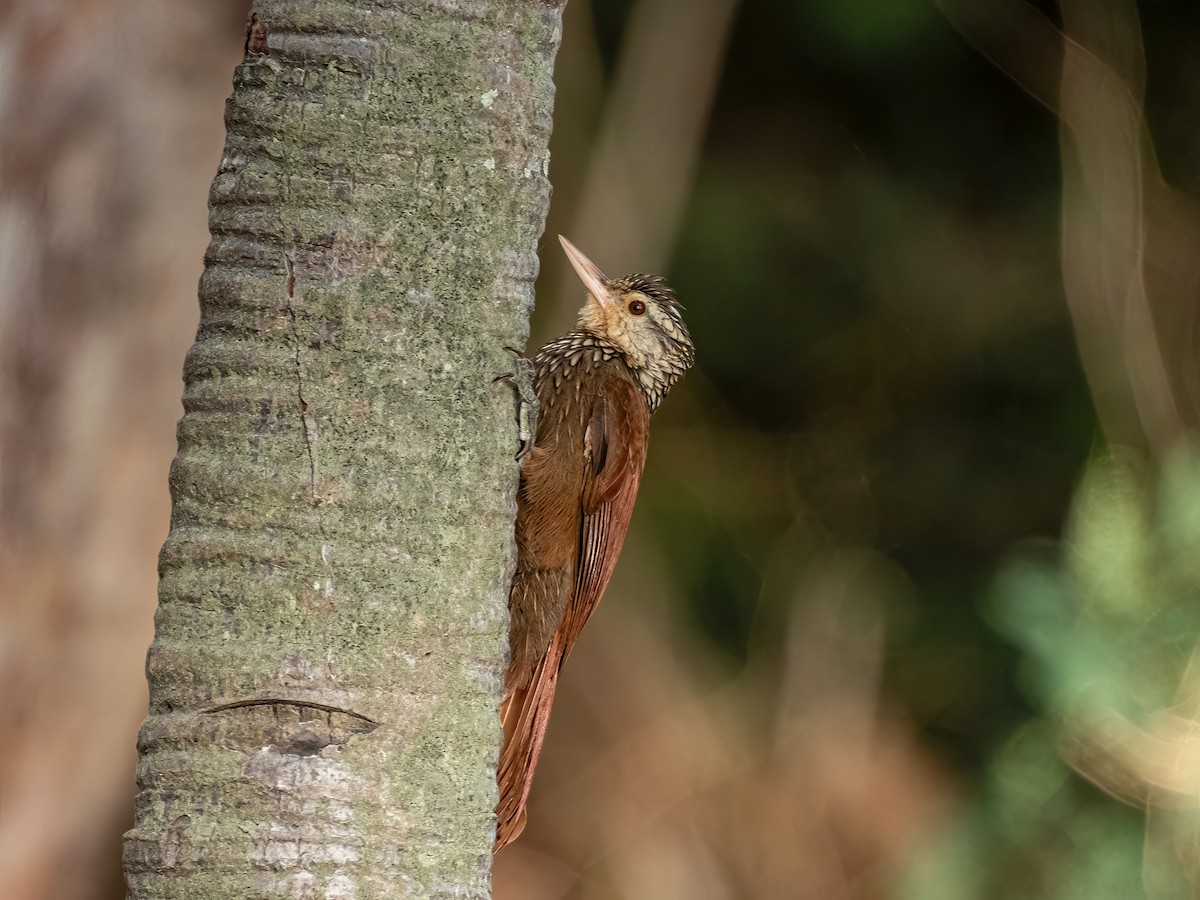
<box><xmin>628</xmin><ymin>299</ymin><xmax>647</xmax><ymax>316</ymax></box>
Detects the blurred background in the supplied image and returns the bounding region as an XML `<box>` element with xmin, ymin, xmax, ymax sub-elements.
<box><xmin>5</xmin><ymin>1</ymin><xmax>1200</xmax><ymax>898</ymax></box>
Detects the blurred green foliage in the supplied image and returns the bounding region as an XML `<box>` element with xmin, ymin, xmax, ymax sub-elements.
<box><xmin>906</xmin><ymin>450</ymin><xmax>1200</xmax><ymax>899</ymax></box>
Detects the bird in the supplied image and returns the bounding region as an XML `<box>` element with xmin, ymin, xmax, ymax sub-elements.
<box><xmin>495</xmin><ymin>235</ymin><xmax>695</xmax><ymax>852</ymax></box>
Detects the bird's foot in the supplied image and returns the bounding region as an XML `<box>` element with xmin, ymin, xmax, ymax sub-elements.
<box><xmin>493</xmin><ymin>346</ymin><xmax>539</xmax><ymax>461</ymax></box>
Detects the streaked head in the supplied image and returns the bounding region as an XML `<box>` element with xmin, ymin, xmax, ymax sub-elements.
<box><xmin>559</xmin><ymin>236</ymin><xmax>695</xmax><ymax>405</ymax></box>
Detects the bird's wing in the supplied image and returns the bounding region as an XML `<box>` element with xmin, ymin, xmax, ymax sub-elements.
<box><xmin>495</xmin><ymin>374</ymin><xmax>649</xmax><ymax>852</ymax></box>
<box><xmin>558</xmin><ymin>375</ymin><xmax>649</xmax><ymax>656</ymax></box>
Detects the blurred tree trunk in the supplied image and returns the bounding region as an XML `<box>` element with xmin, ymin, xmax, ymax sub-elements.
<box><xmin>122</xmin><ymin>2</ymin><xmax>564</xmax><ymax>897</ymax></box>
<box><xmin>0</xmin><ymin>5</ymin><xmax>248</xmax><ymax>900</ymax></box>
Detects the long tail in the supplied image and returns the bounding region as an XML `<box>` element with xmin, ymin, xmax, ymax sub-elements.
<box><xmin>495</xmin><ymin>633</ymin><xmax>565</xmax><ymax>852</ymax></box>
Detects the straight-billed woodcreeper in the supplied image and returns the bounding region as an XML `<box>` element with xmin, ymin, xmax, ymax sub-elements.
<box><xmin>495</xmin><ymin>237</ymin><xmax>695</xmax><ymax>851</ymax></box>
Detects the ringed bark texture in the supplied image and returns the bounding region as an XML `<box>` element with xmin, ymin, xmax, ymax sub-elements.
<box><xmin>124</xmin><ymin>1</ymin><xmax>565</xmax><ymax>897</ymax></box>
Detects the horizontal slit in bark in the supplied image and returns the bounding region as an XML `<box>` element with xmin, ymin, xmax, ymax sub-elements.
<box><xmin>203</xmin><ymin>698</ymin><xmax>380</xmax><ymax>756</ymax></box>
<box><xmin>262</xmin><ymin>32</ymin><xmax>377</xmax><ymax>70</ymax></box>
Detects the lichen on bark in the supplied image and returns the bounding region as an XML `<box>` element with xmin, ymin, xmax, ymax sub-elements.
<box><xmin>124</xmin><ymin>2</ymin><xmax>565</xmax><ymax>897</ymax></box>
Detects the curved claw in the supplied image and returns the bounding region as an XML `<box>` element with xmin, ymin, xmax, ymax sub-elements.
<box><xmin>515</xmin><ymin>431</ymin><xmax>534</xmax><ymax>462</ymax></box>
<box><xmin>492</xmin><ymin>347</ymin><xmax>539</xmax><ymax>461</ymax></box>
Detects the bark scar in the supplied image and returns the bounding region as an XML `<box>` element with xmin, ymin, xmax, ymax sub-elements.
<box><xmin>285</xmin><ymin>253</ymin><xmax>318</xmax><ymax>501</ymax></box>
<box><xmin>204</xmin><ymin>698</ymin><xmax>379</xmax><ymax>725</ymax></box>
<box><xmin>203</xmin><ymin>698</ymin><xmax>381</xmax><ymax>756</ymax></box>
<box><xmin>245</xmin><ymin>14</ymin><xmax>268</xmax><ymax>56</ymax></box>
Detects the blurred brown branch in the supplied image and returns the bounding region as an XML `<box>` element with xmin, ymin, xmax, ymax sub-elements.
<box><xmin>939</xmin><ymin>0</ymin><xmax>1200</xmax><ymax>454</ymax></box>
<box><xmin>0</xmin><ymin>4</ymin><xmax>248</xmax><ymax>899</ymax></box>
<box><xmin>540</xmin><ymin>0</ymin><xmax>739</xmax><ymax>337</ymax></box>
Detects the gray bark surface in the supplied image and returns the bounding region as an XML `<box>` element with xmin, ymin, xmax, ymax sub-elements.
<box><xmin>124</xmin><ymin>2</ymin><xmax>564</xmax><ymax>897</ymax></box>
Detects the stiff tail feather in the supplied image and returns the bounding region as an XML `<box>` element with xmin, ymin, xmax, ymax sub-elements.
<box><xmin>495</xmin><ymin>633</ymin><xmax>565</xmax><ymax>852</ymax></box>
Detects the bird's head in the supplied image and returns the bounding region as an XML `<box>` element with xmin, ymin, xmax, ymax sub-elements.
<box><xmin>559</xmin><ymin>235</ymin><xmax>695</xmax><ymax>405</ymax></box>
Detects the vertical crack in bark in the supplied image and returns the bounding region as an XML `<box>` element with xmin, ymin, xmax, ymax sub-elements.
<box><xmin>284</xmin><ymin>253</ymin><xmax>318</xmax><ymax>502</ymax></box>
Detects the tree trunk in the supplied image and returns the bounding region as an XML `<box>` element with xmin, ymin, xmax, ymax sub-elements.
<box><xmin>123</xmin><ymin>2</ymin><xmax>565</xmax><ymax>897</ymax></box>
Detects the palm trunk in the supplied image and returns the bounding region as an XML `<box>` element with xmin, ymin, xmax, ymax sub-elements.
<box><xmin>123</xmin><ymin>1</ymin><xmax>564</xmax><ymax>896</ymax></box>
